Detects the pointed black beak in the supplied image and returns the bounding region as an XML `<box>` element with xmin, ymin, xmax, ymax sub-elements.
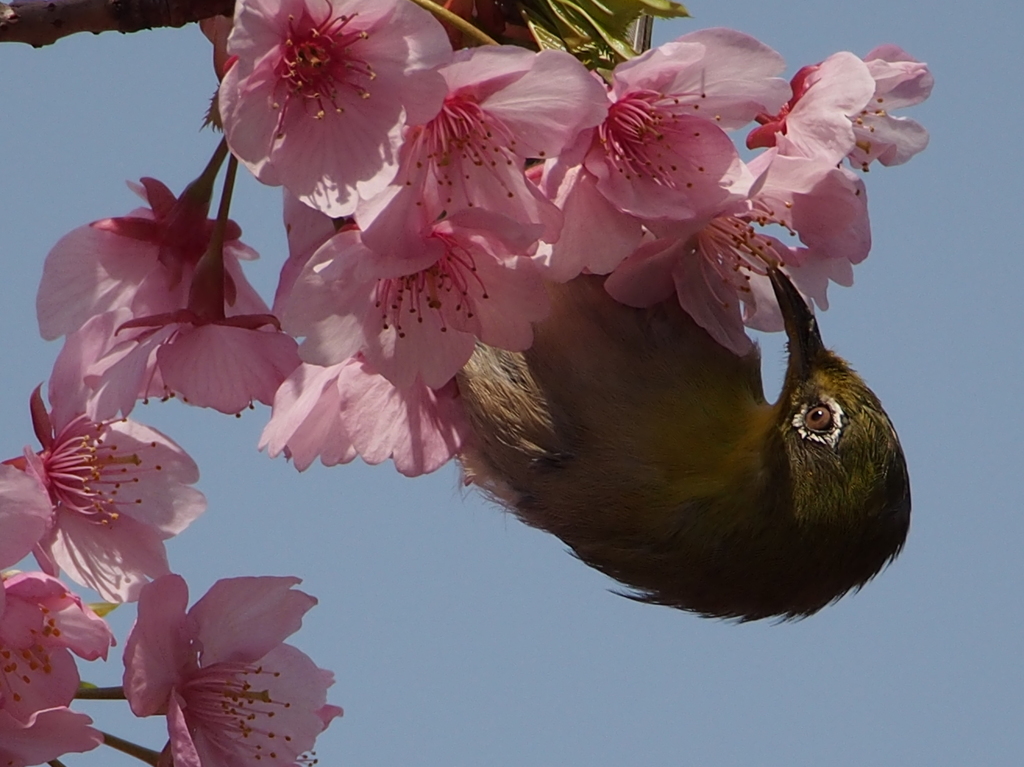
<box><xmin>768</xmin><ymin>267</ymin><xmax>825</xmax><ymax>379</ymax></box>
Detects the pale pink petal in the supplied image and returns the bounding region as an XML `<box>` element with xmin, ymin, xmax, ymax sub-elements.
<box><xmin>41</xmin><ymin>511</ymin><xmax>172</xmax><ymax>602</ymax></box>
<box><xmin>157</xmin><ymin>324</ymin><xmax>300</xmax><ymax>414</ymax></box>
<box><xmin>0</xmin><ymin>707</ymin><xmax>101</xmax><ymax>766</ymax></box>
<box><xmin>613</xmin><ymin>28</ymin><xmax>789</xmax><ymax>129</ymax></box>
<box><xmin>273</xmin><ymin>192</ymin><xmax>338</xmax><ymax>314</ymax></box>
<box><xmin>91</xmin><ymin>420</ymin><xmax>206</xmax><ymax>535</ymax></box>
<box><xmin>0</xmin><ymin>466</ymin><xmax>52</xmax><ymax>569</ymax></box>
<box><xmin>337</xmin><ymin>365</ymin><xmax>469</xmax><ymax>476</ymax></box>
<box><xmin>535</xmin><ymin>162</ymin><xmax>643</xmax><ymax>281</ymax></box>
<box><xmin>776</xmin><ymin>52</ymin><xmax>875</xmax><ymax>162</ymax></box>
<box><xmin>259</xmin><ymin>363</ymin><xmax>357</xmax><ymax>471</ymax></box>
<box><xmin>36</xmin><ymin>219</ymin><xmax>160</xmax><ymax>341</ymax></box>
<box><xmin>863</xmin><ymin>44</ymin><xmax>934</xmax><ymax>109</ymax></box>
<box><xmin>189</xmin><ymin>644</ymin><xmax>336</xmax><ymax>767</ymax></box>
<box><xmin>281</xmin><ymin>232</ymin><xmax>374</xmax><ymax>366</ymax></box>
<box><xmin>168</xmin><ymin>691</ymin><xmax>202</xmax><ymax>767</ymax></box>
<box><xmin>189</xmin><ymin>576</ymin><xmax>315</xmax><ymax>666</ymax></box>
<box><xmin>476</xmin><ymin>48</ymin><xmax>609</xmax><ymax>158</ymax></box>
<box><xmin>670</xmin><ymin>244</ymin><xmax>754</xmax><ymax>356</ymax></box>
<box><xmin>604</xmin><ymin>237</ymin><xmax>683</xmax><ymax>308</ymax></box>
<box><xmin>585</xmin><ymin>113</ymin><xmax>752</xmax><ymax>220</ymax></box>
<box><xmin>123</xmin><ymin>574</ymin><xmax>192</xmax><ymax>717</ymax></box>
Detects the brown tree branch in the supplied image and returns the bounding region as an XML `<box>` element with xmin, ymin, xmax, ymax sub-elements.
<box><xmin>0</xmin><ymin>0</ymin><xmax>234</xmax><ymax>47</ymax></box>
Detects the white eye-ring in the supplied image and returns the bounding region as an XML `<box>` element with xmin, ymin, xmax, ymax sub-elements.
<box><xmin>792</xmin><ymin>396</ymin><xmax>845</xmax><ymax>449</ymax></box>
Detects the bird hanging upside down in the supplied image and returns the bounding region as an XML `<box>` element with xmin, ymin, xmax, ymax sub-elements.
<box><xmin>457</xmin><ymin>268</ymin><xmax>910</xmax><ymax>621</ymax></box>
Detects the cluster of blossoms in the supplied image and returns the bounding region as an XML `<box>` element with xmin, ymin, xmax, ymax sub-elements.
<box><xmin>29</xmin><ymin>0</ymin><xmax>933</xmax><ymax>481</ymax></box>
<box><xmin>0</xmin><ymin>333</ymin><xmax>338</xmax><ymax>762</ymax></box>
<box><xmin>1</xmin><ymin>0</ymin><xmax>932</xmax><ymax>762</ymax></box>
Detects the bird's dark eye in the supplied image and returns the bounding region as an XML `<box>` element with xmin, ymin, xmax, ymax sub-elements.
<box><xmin>804</xmin><ymin>404</ymin><xmax>833</xmax><ymax>432</ymax></box>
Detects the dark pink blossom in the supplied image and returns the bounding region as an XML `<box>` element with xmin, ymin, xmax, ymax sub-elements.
<box><xmin>0</xmin><ymin>572</ymin><xmax>113</xmax><ymax>723</ymax></box>
<box><xmin>123</xmin><ymin>574</ymin><xmax>341</xmax><ymax>767</ymax></box>
<box><xmin>220</xmin><ymin>0</ymin><xmax>452</xmax><ymax>216</ymax></box>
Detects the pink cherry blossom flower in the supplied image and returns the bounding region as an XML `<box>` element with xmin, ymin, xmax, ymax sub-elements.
<box><xmin>579</xmin><ymin>28</ymin><xmax>789</xmax><ymax>222</ymax></box>
<box><xmin>284</xmin><ymin>216</ymin><xmax>548</xmax><ymax>390</ymax></box>
<box><xmin>36</xmin><ymin>175</ymin><xmax>259</xmax><ymax>342</ymax></box>
<box><xmin>746</xmin><ymin>52</ymin><xmax>877</xmax><ymax>163</ymax></box>
<box><xmin>3</xmin><ymin>374</ymin><xmax>206</xmax><ymax>602</ymax></box>
<box><xmin>64</xmin><ymin>308</ymin><xmax>301</xmax><ymax>419</ymax></box>
<box><xmin>0</xmin><ymin>707</ymin><xmax>102</xmax><ymax>767</ymax></box>
<box><xmin>219</xmin><ymin>0</ymin><xmax>452</xmax><ymax>217</ymax></box>
<box><xmin>605</xmin><ymin>149</ymin><xmax>869</xmax><ymax>355</ymax></box>
<box><xmin>847</xmin><ymin>45</ymin><xmax>933</xmax><ymax>170</ymax></box>
<box><xmin>356</xmin><ymin>44</ymin><xmax>609</xmax><ymax>258</ymax></box>
<box><xmin>123</xmin><ymin>574</ymin><xmax>342</xmax><ymax>767</ymax></box>
<box><xmin>0</xmin><ymin>572</ymin><xmax>114</xmax><ymax>723</ymax></box>
<box><xmin>260</xmin><ymin>357</ymin><xmax>470</xmax><ymax>476</ymax></box>
<box><xmin>51</xmin><ymin>193</ymin><xmax>300</xmax><ymax>420</ymax></box>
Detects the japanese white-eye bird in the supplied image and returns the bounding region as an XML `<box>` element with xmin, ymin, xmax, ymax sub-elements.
<box><xmin>457</xmin><ymin>268</ymin><xmax>910</xmax><ymax>621</ymax></box>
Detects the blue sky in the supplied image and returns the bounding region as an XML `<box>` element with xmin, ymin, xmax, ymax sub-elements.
<box><xmin>2</xmin><ymin>0</ymin><xmax>1022</xmax><ymax>764</ymax></box>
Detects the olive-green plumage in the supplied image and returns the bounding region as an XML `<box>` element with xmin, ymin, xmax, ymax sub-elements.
<box><xmin>457</xmin><ymin>269</ymin><xmax>910</xmax><ymax>621</ymax></box>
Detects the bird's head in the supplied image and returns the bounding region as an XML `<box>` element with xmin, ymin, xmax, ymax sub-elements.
<box><xmin>765</xmin><ymin>267</ymin><xmax>911</xmax><ymax>608</ymax></box>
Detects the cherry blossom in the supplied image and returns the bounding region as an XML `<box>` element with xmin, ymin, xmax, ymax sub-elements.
<box><xmin>261</xmin><ymin>357</ymin><xmax>470</xmax><ymax>476</ymax></box>
<box><xmin>605</xmin><ymin>148</ymin><xmax>869</xmax><ymax>354</ymax></box>
<box><xmin>848</xmin><ymin>45</ymin><xmax>933</xmax><ymax>170</ymax></box>
<box><xmin>356</xmin><ymin>44</ymin><xmax>609</xmax><ymax>258</ymax></box>
<box><xmin>219</xmin><ymin>0</ymin><xmax>452</xmax><ymax>217</ymax></box>
<box><xmin>123</xmin><ymin>574</ymin><xmax>341</xmax><ymax>767</ymax></box>
<box><xmin>36</xmin><ymin>174</ymin><xmax>259</xmax><ymax>342</ymax></box>
<box><xmin>3</xmin><ymin>372</ymin><xmax>206</xmax><ymax>602</ymax></box>
<box><xmin>0</xmin><ymin>572</ymin><xmax>114</xmax><ymax>722</ymax></box>
<box><xmin>579</xmin><ymin>28</ymin><xmax>789</xmax><ymax>222</ymax></box>
<box><xmin>283</xmin><ymin>216</ymin><xmax>548</xmax><ymax>390</ymax></box>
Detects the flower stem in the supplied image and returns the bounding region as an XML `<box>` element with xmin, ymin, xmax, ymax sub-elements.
<box><xmin>75</xmin><ymin>685</ymin><xmax>127</xmax><ymax>700</ymax></box>
<box><xmin>99</xmin><ymin>731</ymin><xmax>162</xmax><ymax>766</ymax></box>
<box><xmin>186</xmin><ymin>152</ymin><xmax>238</xmax><ymax>321</ymax></box>
<box><xmin>403</xmin><ymin>0</ymin><xmax>499</xmax><ymax>46</ymax></box>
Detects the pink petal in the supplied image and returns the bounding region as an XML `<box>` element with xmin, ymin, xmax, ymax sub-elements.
<box><xmin>614</xmin><ymin>28</ymin><xmax>789</xmax><ymax>129</ymax></box>
<box><xmin>259</xmin><ymin>363</ymin><xmax>357</xmax><ymax>471</ymax></box>
<box><xmin>535</xmin><ymin>162</ymin><xmax>642</xmax><ymax>281</ymax></box>
<box><xmin>36</xmin><ymin>219</ymin><xmax>160</xmax><ymax>342</ymax></box>
<box><xmin>123</xmin><ymin>574</ymin><xmax>192</xmax><ymax>717</ymax></box>
<box><xmin>99</xmin><ymin>420</ymin><xmax>206</xmax><ymax>536</ymax></box>
<box><xmin>337</xmin><ymin>366</ymin><xmax>469</xmax><ymax>476</ymax></box>
<box><xmin>189</xmin><ymin>576</ymin><xmax>316</xmax><ymax>666</ymax></box>
<box><xmin>0</xmin><ymin>707</ymin><xmax>101</xmax><ymax>766</ymax></box>
<box><xmin>42</xmin><ymin>510</ymin><xmax>172</xmax><ymax>602</ymax></box>
<box><xmin>0</xmin><ymin>466</ymin><xmax>52</xmax><ymax>570</ymax></box>
<box><xmin>168</xmin><ymin>691</ymin><xmax>202</xmax><ymax>767</ymax></box>
<box><xmin>157</xmin><ymin>324</ymin><xmax>300</xmax><ymax>414</ymax></box>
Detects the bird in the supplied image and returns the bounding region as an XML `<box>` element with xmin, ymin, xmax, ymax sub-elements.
<box><xmin>457</xmin><ymin>267</ymin><xmax>910</xmax><ymax>621</ymax></box>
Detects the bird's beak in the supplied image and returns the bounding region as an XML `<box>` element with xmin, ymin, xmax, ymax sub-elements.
<box><xmin>768</xmin><ymin>267</ymin><xmax>825</xmax><ymax>379</ymax></box>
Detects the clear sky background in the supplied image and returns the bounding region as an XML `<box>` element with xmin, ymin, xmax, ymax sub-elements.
<box><xmin>2</xmin><ymin>1</ymin><xmax>1022</xmax><ymax>765</ymax></box>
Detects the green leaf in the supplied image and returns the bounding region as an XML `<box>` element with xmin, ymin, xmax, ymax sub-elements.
<box><xmin>517</xmin><ymin>0</ymin><xmax>688</xmax><ymax>69</ymax></box>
